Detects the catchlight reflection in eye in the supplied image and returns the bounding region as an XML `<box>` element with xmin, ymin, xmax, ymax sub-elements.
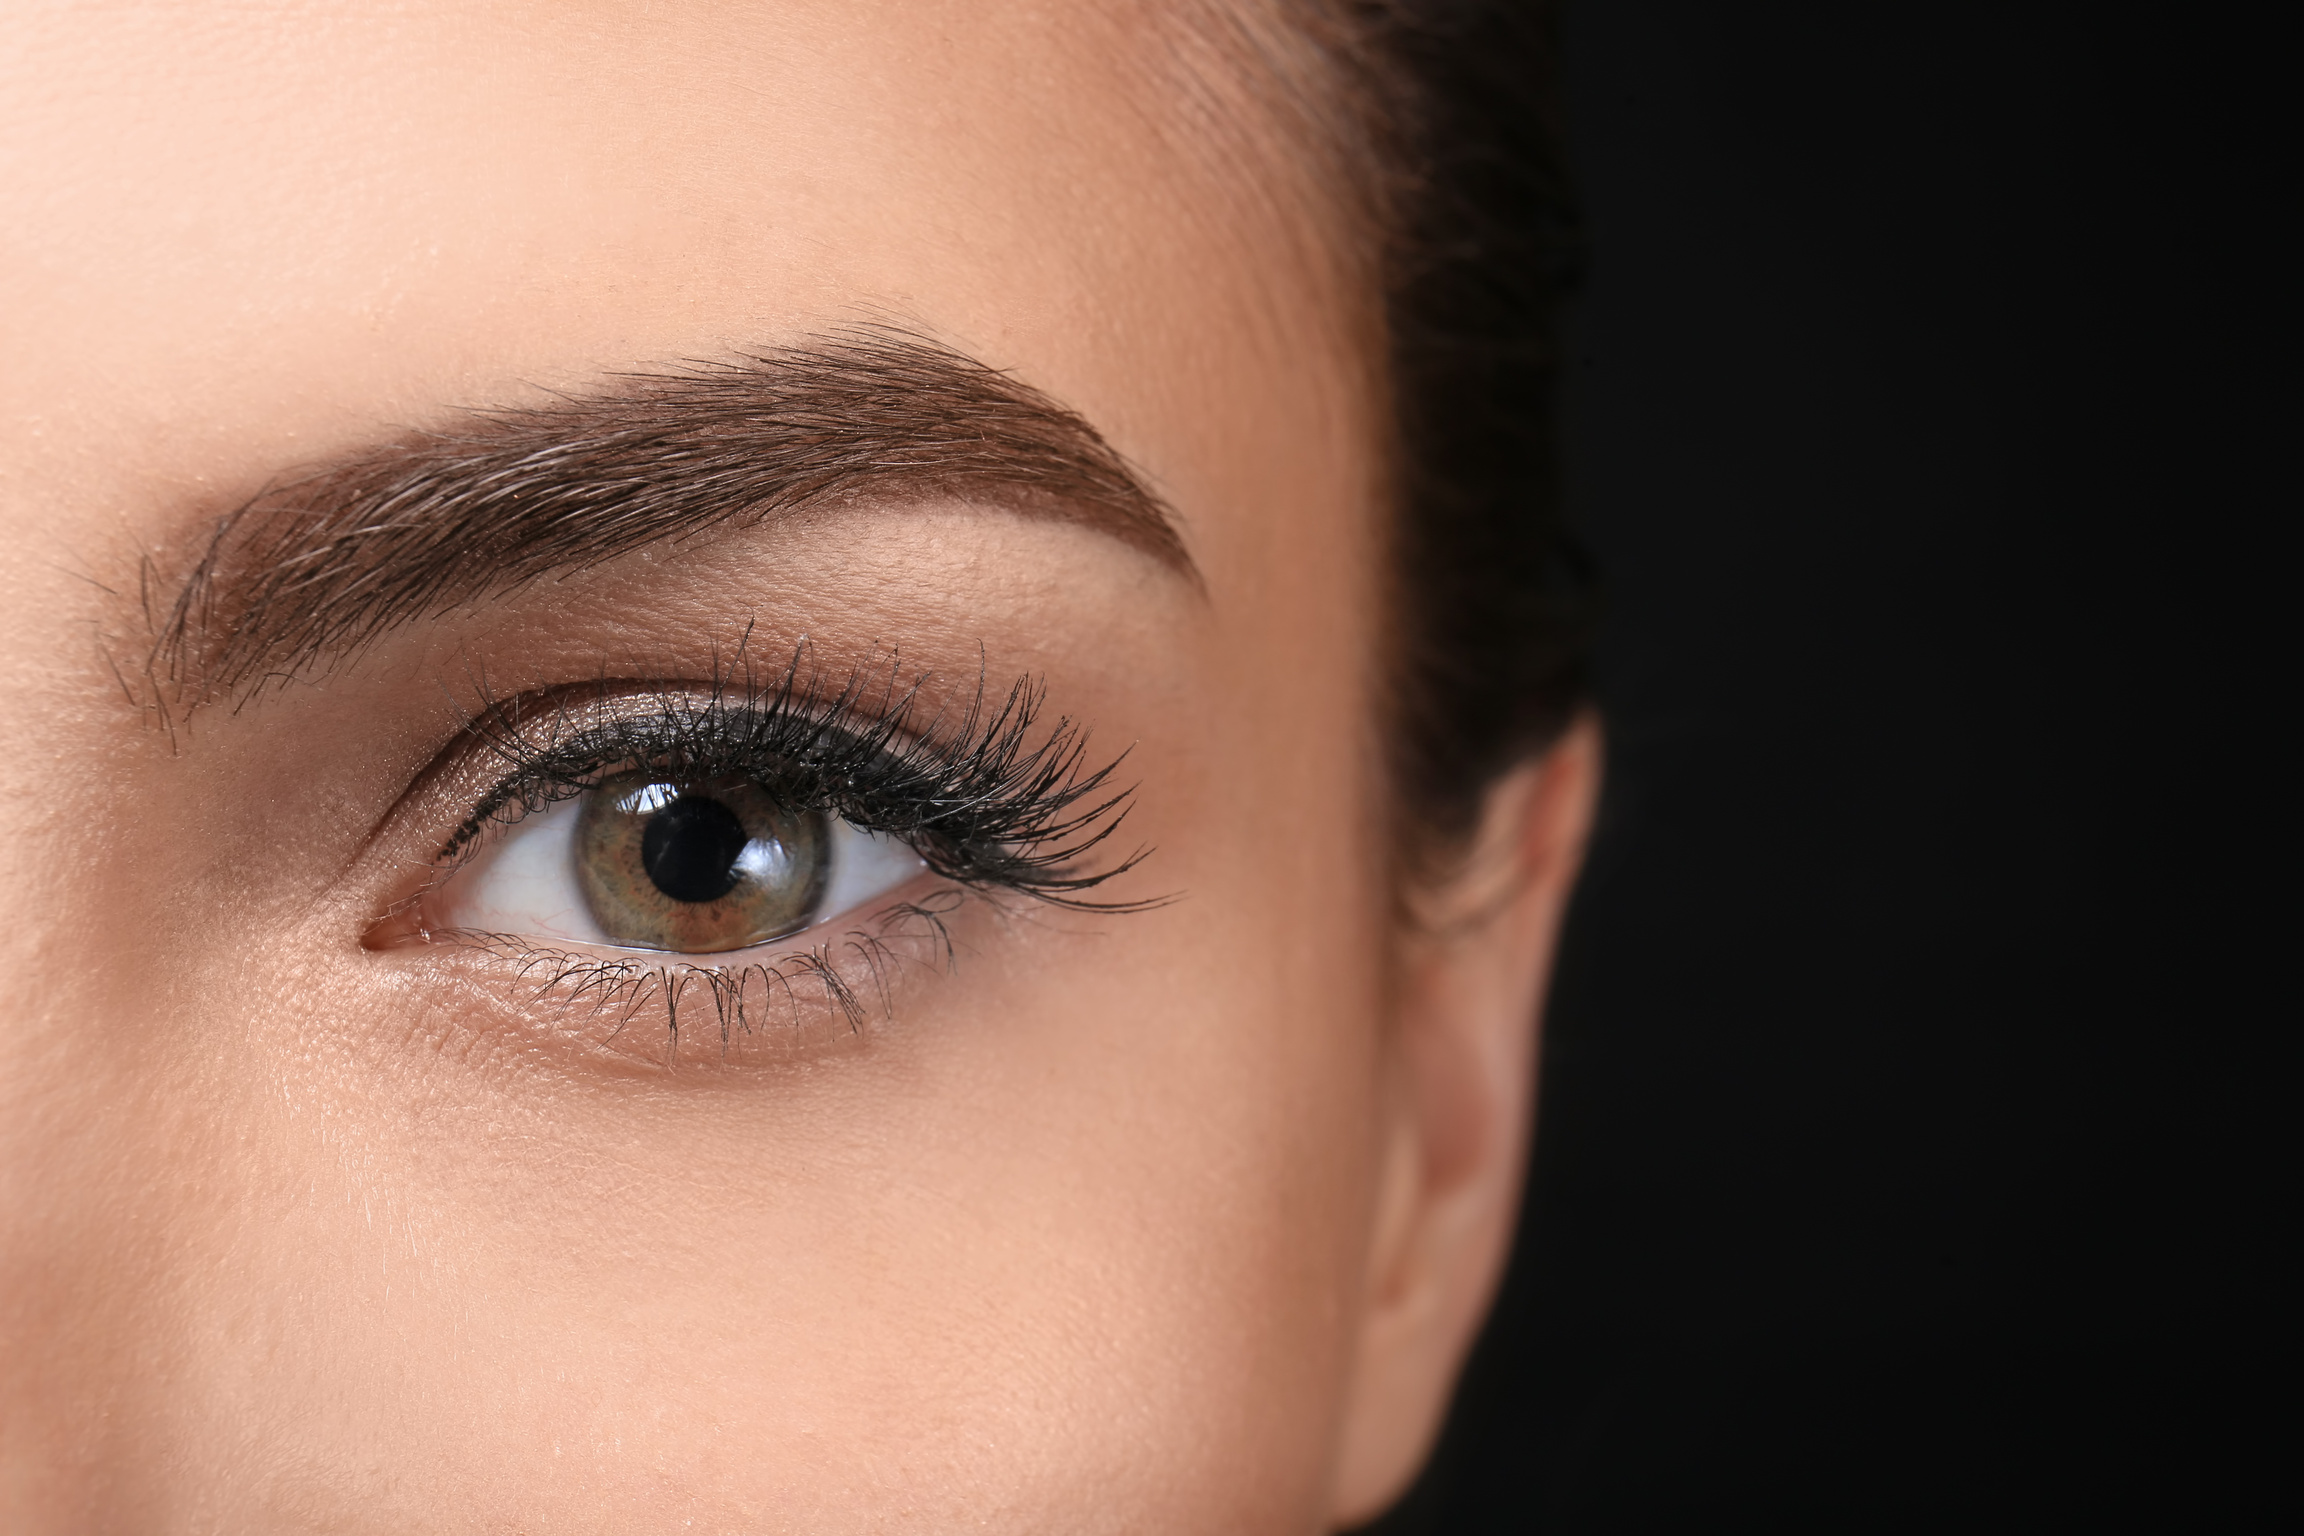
<box><xmin>434</xmin><ymin>773</ymin><xmax>926</xmax><ymax>955</ymax></box>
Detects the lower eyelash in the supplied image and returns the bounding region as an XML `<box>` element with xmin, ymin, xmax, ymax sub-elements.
<box><xmin>449</xmin><ymin>887</ymin><xmax>967</xmax><ymax>1062</ymax></box>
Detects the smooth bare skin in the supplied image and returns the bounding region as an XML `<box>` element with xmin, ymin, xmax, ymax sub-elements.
<box><xmin>0</xmin><ymin>2</ymin><xmax>1597</xmax><ymax>1530</ymax></box>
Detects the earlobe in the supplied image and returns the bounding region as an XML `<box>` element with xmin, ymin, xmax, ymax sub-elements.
<box><xmin>1328</xmin><ymin>716</ymin><xmax>1601</xmax><ymax>1527</ymax></box>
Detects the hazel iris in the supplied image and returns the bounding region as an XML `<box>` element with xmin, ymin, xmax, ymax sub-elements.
<box><xmin>574</xmin><ymin>771</ymin><xmax>829</xmax><ymax>953</ymax></box>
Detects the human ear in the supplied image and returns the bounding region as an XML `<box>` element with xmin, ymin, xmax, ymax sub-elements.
<box><xmin>1327</xmin><ymin>715</ymin><xmax>1602</xmax><ymax>1527</ymax></box>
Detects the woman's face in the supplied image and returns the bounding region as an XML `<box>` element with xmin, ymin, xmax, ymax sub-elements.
<box><xmin>0</xmin><ymin>3</ymin><xmax>1592</xmax><ymax>1529</ymax></box>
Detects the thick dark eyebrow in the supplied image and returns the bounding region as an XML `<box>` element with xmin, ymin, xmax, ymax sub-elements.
<box><xmin>145</xmin><ymin>330</ymin><xmax>1191</xmax><ymax>706</ymax></box>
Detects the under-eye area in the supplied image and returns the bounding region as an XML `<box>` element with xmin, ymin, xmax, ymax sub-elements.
<box><xmin>369</xmin><ymin>648</ymin><xmax>1160</xmax><ymax>1063</ymax></box>
<box><xmin>436</xmin><ymin>889</ymin><xmax>977</xmax><ymax>1069</ymax></box>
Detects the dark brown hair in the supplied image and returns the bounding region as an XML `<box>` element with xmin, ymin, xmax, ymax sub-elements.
<box><xmin>1331</xmin><ymin>0</ymin><xmax>1593</xmax><ymax>853</ymax></box>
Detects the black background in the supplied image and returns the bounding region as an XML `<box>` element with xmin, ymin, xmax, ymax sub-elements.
<box><xmin>1365</xmin><ymin>2</ymin><xmax>2278</xmax><ymax>1529</ymax></box>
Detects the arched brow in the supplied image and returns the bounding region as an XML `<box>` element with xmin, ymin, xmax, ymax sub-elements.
<box><xmin>143</xmin><ymin>329</ymin><xmax>1194</xmax><ymax>709</ymax></box>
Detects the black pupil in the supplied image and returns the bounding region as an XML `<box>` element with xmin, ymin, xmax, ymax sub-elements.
<box><xmin>639</xmin><ymin>794</ymin><xmax>752</xmax><ymax>904</ymax></box>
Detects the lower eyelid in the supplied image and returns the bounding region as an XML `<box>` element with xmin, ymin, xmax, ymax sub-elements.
<box><xmin>424</xmin><ymin>882</ymin><xmax>973</xmax><ymax>1071</ymax></box>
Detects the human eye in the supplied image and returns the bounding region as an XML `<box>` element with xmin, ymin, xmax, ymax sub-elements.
<box><xmin>381</xmin><ymin>653</ymin><xmax>1150</xmax><ymax>1044</ymax></box>
<box><xmin>433</xmin><ymin>768</ymin><xmax>927</xmax><ymax>955</ymax></box>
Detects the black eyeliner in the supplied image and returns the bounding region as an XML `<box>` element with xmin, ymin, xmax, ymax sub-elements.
<box><xmin>444</xmin><ymin>646</ymin><xmax>1156</xmax><ymax>913</ymax></box>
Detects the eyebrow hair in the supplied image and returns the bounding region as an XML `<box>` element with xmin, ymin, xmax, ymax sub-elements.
<box><xmin>145</xmin><ymin>330</ymin><xmax>1190</xmax><ymax>707</ymax></box>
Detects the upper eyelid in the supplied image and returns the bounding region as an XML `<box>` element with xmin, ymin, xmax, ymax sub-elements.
<box><xmin>439</xmin><ymin>689</ymin><xmax>919</xmax><ymax>862</ymax></box>
<box><xmin>403</xmin><ymin>652</ymin><xmax>1152</xmax><ymax>915</ymax></box>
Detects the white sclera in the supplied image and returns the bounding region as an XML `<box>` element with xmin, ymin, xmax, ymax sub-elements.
<box><xmin>434</xmin><ymin>791</ymin><xmax>927</xmax><ymax>952</ymax></box>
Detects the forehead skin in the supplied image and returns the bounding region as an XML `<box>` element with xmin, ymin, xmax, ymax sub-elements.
<box><xmin>0</xmin><ymin>2</ymin><xmax>1400</xmax><ymax>1532</ymax></box>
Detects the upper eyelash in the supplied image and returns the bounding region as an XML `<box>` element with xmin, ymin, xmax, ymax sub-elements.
<box><xmin>440</xmin><ymin>645</ymin><xmax>1158</xmax><ymax>912</ymax></box>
